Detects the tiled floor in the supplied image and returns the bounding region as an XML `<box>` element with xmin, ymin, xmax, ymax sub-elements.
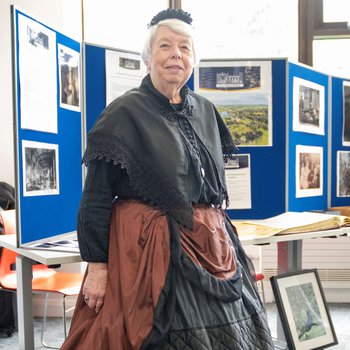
<box><xmin>0</xmin><ymin>303</ymin><xmax>349</xmax><ymax>349</ymax></box>
<box><xmin>266</xmin><ymin>303</ymin><xmax>350</xmax><ymax>350</ymax></box>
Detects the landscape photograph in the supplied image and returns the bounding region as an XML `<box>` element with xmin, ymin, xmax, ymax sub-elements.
<box><xmin>217</xmin><ymin>103</ymin><xmax>269</xmax><ymax>146</ymax></box>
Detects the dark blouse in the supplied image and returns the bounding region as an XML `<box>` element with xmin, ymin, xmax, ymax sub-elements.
<box><xmin>78</xmin><ymin>109</ymin><xmax>225</xmax><ymax>262</ymax></box>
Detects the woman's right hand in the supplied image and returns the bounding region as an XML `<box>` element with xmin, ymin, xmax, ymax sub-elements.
<box><xmin>82</xmin><ymin>262</ymin><xmax>108</xmax><ymax>313</ymax></box>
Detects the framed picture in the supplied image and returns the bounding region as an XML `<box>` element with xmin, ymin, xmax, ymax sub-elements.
<box><xmin>270</xmin><ymin>269</ymin><xmax>338</xmax><ymax>350</ymax></box>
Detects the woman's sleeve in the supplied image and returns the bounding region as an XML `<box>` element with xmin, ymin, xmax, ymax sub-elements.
<box><xmin>77</xmin><ymin>159</ymin><xmax>122</xmax><ymax>262</ymax></box>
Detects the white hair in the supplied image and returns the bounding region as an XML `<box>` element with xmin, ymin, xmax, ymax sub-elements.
<box><xmin>141</xmin><ymin>18</ymin><xmax>197</xmax><ymax>65</ymax></box>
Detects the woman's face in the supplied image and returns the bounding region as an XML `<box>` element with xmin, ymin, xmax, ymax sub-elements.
<box><xmin>146</xmin><ymin>25</ymin><xmax>194</xmax><ymax>96</ymax></box>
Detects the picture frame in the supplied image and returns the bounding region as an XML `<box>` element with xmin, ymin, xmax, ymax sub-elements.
<box><xmin>270</xmin><ymin>269</ymin><xmax>338</xmax><ymax>350</ymax></box>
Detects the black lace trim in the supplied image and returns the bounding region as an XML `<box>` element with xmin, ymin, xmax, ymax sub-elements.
<box><xmin>82</xmin><ymin>134</ymin><xmax>194</xmax><ymax>229</ymax></box>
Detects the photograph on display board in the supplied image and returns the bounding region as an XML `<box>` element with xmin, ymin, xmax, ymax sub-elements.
<box><xmin>22</xmin><ymin>140</ymin><xmax>59</xmax><ymax>197</ymax></box>
<box><xmin>17</xmin><ymin>13</ymin><xmax>58</xmax><ymax>133</ymax></box>
<box><xmin>295</xmin><ymin>145</ymin><xmax>323</xmax><ymax>198</ymax></box>
<box><xmin>293</xmin><ymin>77</ymin><xmax>325</xmax><ymax>135</ymax></box>
<box><xmin>58</xmin><ymin>44</ymin><xmax>80</xmax><ymax>111</ymax></box>
<box><xmin>194</xmin><ymin>60</ymin><xmax>272</xmax><ymax>147</ymax></box>
<box><xmin>337</xmin><ymin>150</ymin><xmax>350</xmax><ymax>197</ymax></box>
<box><xmin>342</xmin><ymin>81</ymin><xmax>350</xmax><ymax>146</ymax></box>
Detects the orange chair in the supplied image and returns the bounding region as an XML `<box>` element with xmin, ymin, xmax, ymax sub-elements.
<box><xmin>0</xmin><ymin>210</ymin><xmax>84</xmax><ymax>349</ymax></box>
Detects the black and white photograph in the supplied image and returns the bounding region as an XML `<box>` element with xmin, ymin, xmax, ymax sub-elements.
<box><xmin>342</xmin><ymin>81</ymin><xmax>350</xmax><ymax>145</ymax></box>
<box><xmin>58</xmin><ymin>44</ymin><xmax>80</xmax><ymax>111</ymax></box>
<box><xmin>270</xmin><ymin>269</ymin><xmax>338</xmax><ymax>350</ymax></box>
<box><xmin>296</xmin><ymin>145</ymin><xmax>323</xmax><ymax>198</ymax></box>
<box><xmin>22</xmin><ymin>140</ymin><xmax>59</xmax><ymax>196</ymax></box>
<box><xmin>337</xmin><ymin>150</ymin><xmax>350</xmax><ymax>197</ymax></box>
<box><xmin>293</xmin><ymin>77</ymin><xmax>325</xmax><ymax>135</ymax></box>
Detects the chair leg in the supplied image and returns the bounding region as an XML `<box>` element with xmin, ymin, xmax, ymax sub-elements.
<box><xmin>40</xmin><ymin>293</ymin><xmax>61</xmax><ymax>349</ymax></box>
<box><xmin>62</xmin><ymin>295</ymin><xmax>67</xmax><ymax>339</ymax></box>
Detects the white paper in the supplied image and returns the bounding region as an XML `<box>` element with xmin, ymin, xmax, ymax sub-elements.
<box><xmin>18</xmin><ymin>14</ymin><xmax>58</xmax><ymax>133</ymax></box>
<box><xmin>252</xmin><ymin>211</ymin><xmax>334</xmax><ymax>229</ymax></box>
<box><xmin>105</xmin><ymin>49</ymin><xmax>145</xmax><ymax>105</ymax></box>
<box><xmin>225</xmin><ymin>154</ymin><xmax>252</xmax><ymax>209</ymax></box>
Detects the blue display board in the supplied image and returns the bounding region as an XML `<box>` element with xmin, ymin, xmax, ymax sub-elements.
<box><xmin>330</xmin><ymin>76</ymin><xmax>350</xmax><ymax>207</ymax></box>
<box><xmin>83</xmin><ymin>43</ymin><xmax>143</xmax><ymax>133</ymax></box>
<box><xmin>225</xmin><ymin>59</ymin><xmax>288</xmax><ymax>219</ymax></box>
<box><xmin>194</xmin><ymin>58</ymin><xmax>288</xmax><ymax>219</ymax></box>
<box><xmin>12</xmin><ymin>6</ymin><xmax>83</xmax><ymax>246</ymax></box>
<box><xmin>84</xmin><ymin>43</ymin><xmax>107</xmax><ymax>134</ymax></box>
<box><xmin>287</xmin><ymin>62</ymin><xmax>329</xmax><ymax>212</ymax></box>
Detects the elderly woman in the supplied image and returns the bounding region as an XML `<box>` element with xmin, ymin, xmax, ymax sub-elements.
<box><xmin>61</xmin><ymin>9</ymin><xmax>273</xmax><ymax>350</ymax></box>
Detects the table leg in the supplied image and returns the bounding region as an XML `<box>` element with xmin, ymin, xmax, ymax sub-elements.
<box><xmin>274</xmin><ymin>240</ymin><xmax>303</xmax><ymax>348</ymax></box>
<box><xmin>277</xmin><ymin>240</ymin><xmax>303</xmax><ymax>274</ymax></box>
<box><xmin>16</xmin><ymin>255</ymin><xmax>35</xmax><ymax>350</ymax></box>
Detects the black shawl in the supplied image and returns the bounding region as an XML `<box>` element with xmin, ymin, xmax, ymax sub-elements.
<box><xmin>82</xmin><ymin>74</ymin><xmax>236</xmax><ymax>229</ymax></box>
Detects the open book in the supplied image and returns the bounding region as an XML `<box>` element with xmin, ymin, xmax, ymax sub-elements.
<box><xmin>234</xmin><ymin>211</ymin><xmax>350</xmax><ymax>239</ymax></box>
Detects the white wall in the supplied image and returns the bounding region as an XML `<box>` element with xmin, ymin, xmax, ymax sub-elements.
<box><xmin>184</xmin><ymin>0</ymin><xmax>299</xmax><ymax>61</ymax></box>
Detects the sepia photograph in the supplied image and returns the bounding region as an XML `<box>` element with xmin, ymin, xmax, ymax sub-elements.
<box><xmin>296</xmin><ymin>145</ymin><xmax>323</xmax><ymax>198</ymax></box>
<box><xmin>293</xmin><ymin>77</ymin><xmax>325</xmax><ymax>135</ymax></box>
<box><xmin>337</xmin><ymin>150</ymin><xmax>350</xmax><ymax>197</ymax></box>
<box><xmin>22</xmin><ymin>140</ymin><xmax>59</xmax><ymax>196</ymax></box>
<box><xmin>58</xmin><ymin>44</ymin><xmax>80</xmax><ymax>111</ymax></box>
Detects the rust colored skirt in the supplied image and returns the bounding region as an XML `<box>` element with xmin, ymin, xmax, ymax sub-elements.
<box><xmin>61</xmin><ymin>201</ymin><xmax>237</xmax><ymax>350</ymax></box>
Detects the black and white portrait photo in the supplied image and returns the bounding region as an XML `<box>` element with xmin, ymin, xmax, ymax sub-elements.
<box><xmin>293</xmin><ymin>77</ymin><xmax>325</xmax><ymax>135</ymax></box>
<box><xmin>342</xmin><ymin>81</ymin><xmax>350</xmax><ymax>145</ymax></box>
